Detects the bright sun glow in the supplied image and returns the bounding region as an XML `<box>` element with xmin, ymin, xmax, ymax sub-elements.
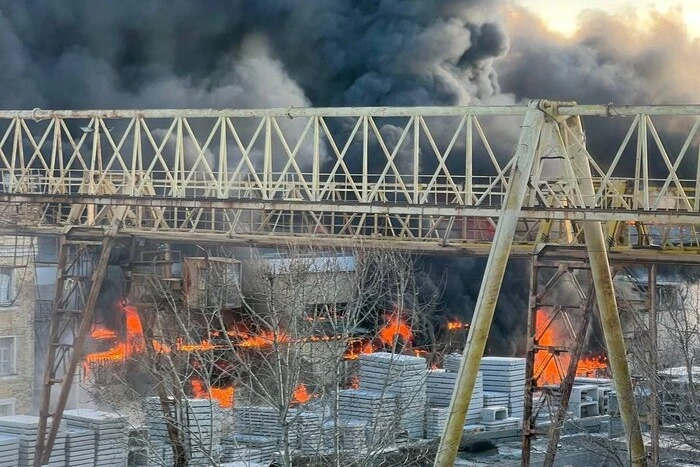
<box><xmin>518</xmin><ymin>0</ymin><xmax>700</xmax><ymax>38</ymax></box>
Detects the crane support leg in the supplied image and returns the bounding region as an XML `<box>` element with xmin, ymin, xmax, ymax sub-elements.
<box><xmin>565</xmin><ymin>116</ymin><xmax>647</xmax><ymax>467</ymax></box>
<box><xmin>34</xmin><ymin>233</ymin><xmax>116</xmax><ymax>465</ymax></box>
<box><xmin>434</xmin><ymin>101</ymin><xmax>545</xmax><ymax>467</ymax></box>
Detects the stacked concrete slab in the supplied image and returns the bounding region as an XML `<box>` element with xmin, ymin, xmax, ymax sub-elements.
<box><xmin>64</xmin><ymin>428</ymin><xmax>96</xmax><ymax>466</ymax></box>
<box><xmin>220</xmin><ymin>406</ymin><xmax>298</xmax><ymax>464</ymax></box>
<box><xmin>338</xmin><ymin>388</ymin><xmax>398</xmax><ymax>443</ymax></box>
<box><xmin>144</xmin><ymin>398</ymin><xmax>175</xmax><ymax>466</ymax></box>
<box><xmin>480</xmin><ymin>357</ymin><xmax>526</xmax><ymax>421</ymax></box>
<box><xmin>323</xmin><ymin>419</ymin><xmax>367</xmax><ymax>454</ymax></box>
<box><xmin>425</xmin><ymin>368</ymin><xmax>484</xmax><ymax>434</ymax></box>
<box><xmin>183</xmin><ymin>399</ymin><xmax>217</xmax><ymax>464</ymax></box>
<box><xmin>0</xmin><ymin>415</ymin><xmax>66</xmax><ymax>467</ymax></box>
<box><xmin>63</xmin><ymin>409</ymin><xmax>128</xmax><ymax>466</ymax></box>
<box><xmin>0</xmin><ymin>434</ymin><xmax>20</xmax><ymax>467</ymax></box>
<box><xmin>295</xmin><ymin>411</ymin><xmax>323</xmax><ymax>455</ymax></box>
<box><xmin>358</xmin><ymin>353</ymin><xmax>427</xmax><ymax>439</ymax></box>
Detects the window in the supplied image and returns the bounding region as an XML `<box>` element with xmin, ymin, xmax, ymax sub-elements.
<box><xmin>0</xmin><ymin>337</ymin><xmax>16</xmax><ymax>376</ymax></box>
<box><xmin>0</xmin><ymin>267</ymin><xmax>14</xmax><ymax>306</ymax></box>
<box><xmin>0</xmin><ymin>399</ymin><xmax>15</xmax><ymax>416</ymax></box>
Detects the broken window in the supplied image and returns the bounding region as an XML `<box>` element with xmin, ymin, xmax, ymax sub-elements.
<box><xmin>0</xmin><ymin>268</ymin><xmax>14</xmax><ymax>305</ymax></box>
<box><xmin>0</xmin><ymin>337</ymin><xmax>16</xmax><ymax>375</ymax></box>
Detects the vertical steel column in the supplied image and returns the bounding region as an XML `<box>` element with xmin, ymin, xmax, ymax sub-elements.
<box><xmin>36</xmin><ymin>235</ymin><xmax>116</xmax><ymax>466</ymax></box>
<box><xmin>434</xmin><ymin>101</ymin><xmax>545</xmax><ymax>467</ymax></box>
<box><xmin>565</xmin><ymin>116</ymin><xmax>647</xmax><ymax>467</ymax></box>
<box><xmin>649</xmin><ymin>264</ymin><xmax>659</xmax><ymax>466</ymax></box>
<box><xmin>520</xmin><ymin>255</ymin><xmax>539</xmax><ymax>467</ymax></box>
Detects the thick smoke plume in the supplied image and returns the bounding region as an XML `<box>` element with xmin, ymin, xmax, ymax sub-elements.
<box><xmin>2</xmin><ymin>1</ymin><xmax>699</xmax><ymax>355</ymax></box>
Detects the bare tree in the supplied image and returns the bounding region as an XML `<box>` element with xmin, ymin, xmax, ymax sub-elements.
<box><xmin>81</xmin><ymin>244</ymin><xmax>440</xmax><ymax>467</ymax></box>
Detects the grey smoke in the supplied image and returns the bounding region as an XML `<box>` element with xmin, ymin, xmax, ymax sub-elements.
<box><xmin>3</xmin><ymin>1</ymin><xmax>699</xmax><ymax>355</ymax></box>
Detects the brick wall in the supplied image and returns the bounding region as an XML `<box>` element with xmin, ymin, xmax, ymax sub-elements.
<box><xmin>0</xmin><ymin>235</ymin><xmax>36</xmax><ymax>415</ymax></box>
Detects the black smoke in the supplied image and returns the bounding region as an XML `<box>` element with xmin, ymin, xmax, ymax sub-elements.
<box><xmin>3</xmin><ymin>1</ymin><xmax>699</xmax><ymax>356</ymax></box>
<box><xmin>0</xmin><ymin>0</ymin><xmax>510</xmax><ymax>110</ymax></box>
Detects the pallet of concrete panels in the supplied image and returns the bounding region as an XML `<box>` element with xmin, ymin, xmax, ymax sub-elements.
<box><xmin>219</xmin><ymin>434</ymin><xmax>278</xmax><ymax>464</ymax></box>
<box><xmin>65</xmin><ymin>428</ymin><xmax>96</xmax><ymax>466</ymax></box>
<box><xmin>182</xmin><ymin>399</ymin><xmax>217</xmax><ymax>463</ymax></box>
<box><xmin>442</xmin><ymin>353</ymin><xmax>463</xmax><ymax>374</ymax></box>
<box><xmin>295</xmin><ymin>411</ymin><xmax>324</xmax><ymax>455</ymax></box>
<box><xmin>233</xmin><ymin>406</ymin><xmax>298</xmax><ymax>446</ymax></box>
<box><xmin>0</xmin><ymin>434</ymin><xmax>20</xmax><ymax>467</ymax></box>
<box><xmin>338</xmin><ymin>389</ymin><xmax>399</xmax><ymax>443</ymax></box>
<box><xmin>479</xmin><ymin>357</ymin><xmax>526</xmax><ymax>420</ymax></box>
<box><xmin>0</xmin><ymin>415</ymin><xmax>66</xmax><ymax>467</ymax></box>
<box><xmin>63</xmin><ymin>409</ymin><xmax>128</xmax><ymax>466</ymax></box>
<box><xmin>323</xmin><ymin>419</ymin><xmax>368</xmax><ymax>456</ymax></box>
<box><xmin>144</xmin><ymin>397</ymin><xmax>177</xmax><ymax>466</ymax></box>
<box><xmin>426</xmin><ymin>369</ymin><xmax>484</xmax><ymax>425</ymax></box>
<box><xmin>357</xmin><ymin>353</ymin><xmax>427</xmax><ymax>438</ymax></box>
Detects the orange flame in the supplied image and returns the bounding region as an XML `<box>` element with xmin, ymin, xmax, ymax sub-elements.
<box><xmin>534</xmin><ymin>309</ymin><xmax>608</xmax><ymax>384</ymax></box>
<box><xmin>447</xmin><ymin>320</ymin><xmax>469</xmax><ymax>331</ymax></box>
<box><xmin>85</xmin><ymin>343</ymin><xmax>127</xmax><ymax>364</ymax></box>
<box><xmin>344</xmin><ymin>339</ymin><xmax>374</xmax><ymax>360</ymax></box>
<box><xmin>177</xmin><ymin>339</ymin><xmax>216</xmax><ymax>352</ymax></box>
<box><xmin>239</xmin><ymin>331</ymin><xmax>290</xmax><ymax>349</ymax></box>
<box><xmin>291</xmin><ymin>384</ymin><xmax>313</xmax><ymax>404</ymax></box>
<box><xmin>190</xmin><ymin>379</ymin><xmax>235</xmax><ymax>408</ymax></box>
<box><xmin>378</xmin><ymin>314</ymin><xmax>413</xmax><ymax>346</ymax></box>
<box><xmin>90</xmin><ymin>326</ymin><xmax>117</xmax><ymax>340</ymax></box>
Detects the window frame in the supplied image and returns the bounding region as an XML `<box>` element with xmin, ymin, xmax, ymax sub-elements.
<box><xmin>0</xmin><ymin>267</ymin><xmax>15</xmax><ymax>306</ymax></box>
<box><xmin>0</xmin><ymin>398</ymin><xmax>15</xmax><ymax>416</ymax></box>
<box><xmin>0</xmin><ymin>336</ymin><xmax>17</xmax><ymax>376</ymax></box>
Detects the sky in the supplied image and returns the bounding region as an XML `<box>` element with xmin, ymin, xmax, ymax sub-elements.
<box><xmin>519</xmin><ymin>0</ymin><xmax>700</xmax><ymax>37</ymax></box>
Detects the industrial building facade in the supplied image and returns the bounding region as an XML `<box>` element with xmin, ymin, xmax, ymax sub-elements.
<box><xmin>0</xmin><ymin>235</ymin><xmax>35</xmax><ymax>416</ymax></box>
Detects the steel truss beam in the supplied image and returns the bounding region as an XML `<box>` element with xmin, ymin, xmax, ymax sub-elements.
<box><xmin>0</xmin><ymin>104</ymin><xmax>699</xmax><ymax>251</ymax></box>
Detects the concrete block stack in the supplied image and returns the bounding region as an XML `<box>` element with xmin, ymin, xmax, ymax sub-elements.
<box><xmin>480</xmin><ymin>406</ymin><xmax>519</xmax><ymax>431</ymax></box>
<box><xmin>0</xmin><ymin>415</ymin><xmax>66</xmax><ymax>467</ymax></box>
<box><xmin>182</xmin><ymin>399</ymin><xmax>217</xmax><ymax>464</ymax></box>
<box><xmin>222</xmin><ymin>406</ymin><xmax>297</xmax><ymax>463</ymax></box>
<box><xmin>480</xmin><ymin>357</ymin><xmax>526</xmax><ymax>421</ymax></box>
<box><xmin>64</xmin><ymin>428</ymin><xmax>96</xmax><ymax>466</ymax></box>
<box><xmin>561</xmin><ymin>384</ymin><xmax>600</xmax><ymax>419</ymax></box>
<box><xmin>0</xmin><ymin>434</ymin><xmax>20</xmax><ymax>467</ymax></box>
<box><xmin>323</xmin><ymin>419</ymin><xmax>367</xmax><ymax>454</ymax></box>
<box><xmin>425</xmin><ymin>370</ymin><xmax>484</xmax><ymax>438</ymax></box>
<box><xmin>295</xmin><ymin>411</ymin><xmax>323</xmax><ymax>455</ymax></box>
<box><xmin>425</xmin><ymin>368</ymin><xmax>484</xmax><ymax>436</ymax></box>
<box><xmin>337</xmin><ymin>388</ymin><xmax>398</xmax><ymax>443</ymax></box>
<box><xmin>144</xmin><ymin>398</ymin><xmax>175</xmax><ymax>466</ymax></box>
<box><xmin>442</xmin><ymin>353</ymin><xmax>463</xmax><ymax>373</ymax></box>
<box><xmin>63</xmin><ymin>409</ymin><xmax>128</xmax><ymax>466</ymax></box>
<box><xmin>219</xmin><ymin>436</ymin><xmax>275</xmax><ymax>464</ymax></box>
<box><xmin>575</xmin><ymin>377</ymin><xmax>614</xmax><ymax>415</ymax></box>
<box><xmin>358</xmin><ymin>353</ymin><xmax>428</xmax><ymax>439</ymax></box>
<box><xmin>425</xmin><ymin>407</ymin><xmax>450</xmax><ymax>439</ymax></box>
